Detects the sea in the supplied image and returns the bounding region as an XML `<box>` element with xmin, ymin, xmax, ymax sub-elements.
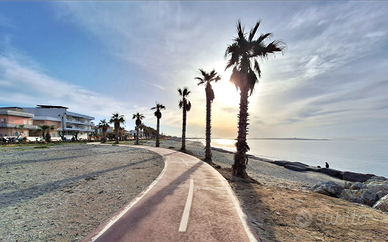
<box><xmin>193</xmin><ymin>138</ymin><xmax>388</xmax><ymax>178</ymax></box>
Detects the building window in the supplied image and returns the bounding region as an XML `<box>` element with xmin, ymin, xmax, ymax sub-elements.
<box><xmin>0</xmin><ymin>118</ymin><xmax>5</xmax><ymax>123</ymax></box>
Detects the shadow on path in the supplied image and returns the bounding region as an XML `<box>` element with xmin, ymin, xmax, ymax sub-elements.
<box><xmin>95</xmin><ymin>161</ymin><xmax>203</xmax><ymax>241</ymax></box>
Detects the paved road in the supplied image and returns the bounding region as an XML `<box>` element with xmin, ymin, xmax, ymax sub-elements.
<box><xmin>82</xmin><ymin>145</ymin><xmax>260</xmax><ymax>242</ymax></box>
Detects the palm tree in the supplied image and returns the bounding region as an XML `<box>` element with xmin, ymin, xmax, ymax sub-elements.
<box><xmin>151</xmin><ymin>102</ymin><xmax>166</xmax><ymax>147</ymax></box>
<box><xmin>195</xmin><ymin>69</ymin><xmax>221</xmax><ymax>163</ymax></box>
<box><xmin>109</xmin><ymin>113</ymin><xmax>125</xmax><ymax>144</ymax></box>
<box><xmin>38</xmin><ymin>125</ymin><xmax>55</xmax><ymax>142</ymax></box>
<box><xmin>132</xmin><ymin>112</ymin><xmax>145</xmax><ymax>145</ymax></box>
<box><xmin>225</xmin><ymin>20</ymin><xmax>285</xmax><ymax>178</ymax></box>
<box><xmin>15</xmin><ymin>125</ymin><xmax>25</xmax><ymax>139</ymax></box>
<box><xmin>178</xmin><ymin>87</ymin><xmax>192</xmax><ymax>151</ymax></box>
<box><xmin>98</xmin><ymin>119</ymin><xmax>110</xmax><ymax>142</ymax></box>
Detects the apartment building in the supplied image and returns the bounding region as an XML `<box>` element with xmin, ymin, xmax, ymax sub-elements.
<box><xmin>23</xmin><ymin>105</ymin><xmax>95</xmax><ymax>139</ymax></box>
<box><xmin>0</xmin><ymin>107</ymin><xmax>36</xmax><ymax>137</ymax></box>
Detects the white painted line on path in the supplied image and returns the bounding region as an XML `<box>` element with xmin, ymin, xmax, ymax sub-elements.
<box><xmin>178</xmin><ymin>179</ymin><xmax>194</xmax><ymax>232</ymax></box>
<box><xmin>180</xmin><ymin>158</ymin><xmax>189</xmax><ymax>166</ymax></box>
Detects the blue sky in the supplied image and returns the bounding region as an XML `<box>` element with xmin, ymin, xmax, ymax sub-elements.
<box><xmin>1</xmin><ymin>1</ymin><xmax>388</xmax><ymax>140</ymax></box>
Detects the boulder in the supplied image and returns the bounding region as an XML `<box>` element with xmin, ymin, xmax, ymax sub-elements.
<box><xmin>289</xmin><ymin>161</ymin><xmax>309</xmax><ymax>167</ymax></box>
<box><xmin>373</xmin><ymin>194</ymin><xmax>388</xmax><ymax>212</ymax></box>
<box><xmin>307</xmin><ymin>166</ymin><xmax>322</xmax><ymax>172</ymax></box>
<box><xmin>367</xmin><ymin>176</ymin><xmax>387</xmax><ymax>182</ymax></box>
<box><xmin>273</xmin><ymin>160</ymin><xmax>290</xmax><ymax>166</ymax></box>
<box><xmin>343</xmin><ymin>181</ymin><xmax>353</xmax><ymax>189</ymax></box>
<box><xmin>340</xmin><ymin>190</ymin><xmax>364</xmax><ymax>204</ymax></box>
<box><xmin>284</xmin><ymin>164</ymin><xmax>308</xmax><ymax>172</ymax></box>
<box><xmin>350</xmin><ymin>182</ymin><xmax>363</xmax><ymax>190</ymax></box>
<box><xmin>363</xmin><ymin>181</ymin><xmax>388</xmax><ymax>194</ymax></box>
<box><xmin>312</xmin><ymin>181</ymin><xmax>344</xmax><ymax>197</ymax></box>
<box><xmin>321</xmin><ymin>168</ymin><xmax>343</xmax><ymax>179</ymax></box>
<box><xmin>376</xmin><ymin>190</ymin><xmax>388</xmax><ymax>200</ymax></box>
<box><xmin>362</xmin><ymin>190</ymin><xmax>378</xmax><ymax>207</ymax></box>
<box><xmin>343</xmin><ymin>171</ymin><xmax>375</xmax><ymax>182</ymax></box>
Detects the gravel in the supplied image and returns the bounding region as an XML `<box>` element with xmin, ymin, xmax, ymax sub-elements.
<box><xmin>0</xmin><ymin>144</ymin><xmax>164</xmax><ymax>242</ymax></box>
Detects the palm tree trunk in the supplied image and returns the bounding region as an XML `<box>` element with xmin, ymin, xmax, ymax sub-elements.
<box><xmin>181</xmin><ymin>106</ymin><xmax>187</xmax><ymax>151</ymax></box>
<box><xmin>156</xmin><ymin>118</ymin><xmax>160</xmax><ymax>147</ymax></box>
<box><xmin>205</xmin><ymin>96</ymin><xmax>212</xmax><ymax>163</ymax></box>
<box><xmin>233</xmin><ymin>87</ymin><xmax>250</xmax><ymax>178</ymax></box>
<box><xmin>135</xmin><ymin>126</ymin><xmax>139</xmax><ymax>145</ymax></box>
<box><xmin>114</xmin><ymin>123</ymin><xmax>119</xmax><ymax>144</ymax></box>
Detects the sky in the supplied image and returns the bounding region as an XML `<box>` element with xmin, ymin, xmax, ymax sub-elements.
<box><xmin>1</xmin><ymin>1</ymin><xmax>388</xmax><ymax>140</ymax></box>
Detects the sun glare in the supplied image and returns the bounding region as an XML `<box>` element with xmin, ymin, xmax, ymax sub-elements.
<box><xmin>213</xmin><ymin>80</ymin><xmax>240</xmax><ymax>106</ymax></box>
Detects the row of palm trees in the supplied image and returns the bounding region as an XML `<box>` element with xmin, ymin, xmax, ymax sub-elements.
<box><xmin>98</xmin><ymin>20</ymin><xmax>284</xmax><ymax>178</ymax></box>
<box><xmin>179</xmin><ymin>20</ymin><xmax>285</xmax><ymax>178</ymax></box>
<box><xmin>97</xmin><ymin>103</ymin><xmax>166</xmax><ymax>146</ymax></box>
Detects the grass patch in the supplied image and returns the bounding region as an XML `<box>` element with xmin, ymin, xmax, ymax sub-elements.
<box><xmin>34</xmin><ymin>145</ymin><xmax>51</xmax><ymax>149</ymax></box>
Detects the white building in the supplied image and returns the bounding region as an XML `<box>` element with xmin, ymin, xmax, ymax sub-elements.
<box><xmin>23</xmin><ymin>105</ymin><xmax>95</xmax><ymax>140</ymax></box>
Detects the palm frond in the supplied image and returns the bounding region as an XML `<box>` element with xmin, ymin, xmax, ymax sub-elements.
<box><xmin>236</xmin><ymin>20</ymin><xmax>245</xmax><ymax>40</ymax></box>
<box><xmin>186</xmin><ymin>101</ymin><xmax>192</xmax><ymax>111</ymax></box>
<box><xmin>256</xmin><ymin>33</ymin><xmax>272</xmax><ymax>44</ymax></box>
<box><xmin>254</xmin><ymin>59</ymin><xmax>261</xmax><ymax>78</ymax></box>
<box><xmin>248</xmin><ymin>20</ymin><xmax>261</xmax><ymax>41</ymax></box>
<box><xmin>247</xmin><ymin>68</ymin><xmax>259</xmax><ymax>96</ymax></box>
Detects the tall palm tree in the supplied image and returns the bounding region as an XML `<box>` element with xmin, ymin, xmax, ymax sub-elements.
<box><xmin>98</xmin><ymin>119</ymin><xmax>110</xmax><ymax>142</ymax></box>
<box><xmin>109</xmin><ymin>113</ymin><xmax>125</xmax><ymax>144</ymax></box>
<box><xmin>178</xmin><ymin>87</ymin><xmax>192</xmax><ymax>151</ymax></box>
<box><xmin>225</xmin><ymin>20</ymin><xmax>285</xmax><ymax>178</ymax></box>
<box><xmin>132</xmin><ymin>112</ymin><xmax>145</xmax><ymax>145</ymax></box>
<box><xmin>195</xmin><ymin>69</ymin><xmax>221</xmax><ymax>163</ymax></box>
<box><xmin>151</xmin><ymin>102</ymin><xmax>166</xmax><ymax>147</ymax></box>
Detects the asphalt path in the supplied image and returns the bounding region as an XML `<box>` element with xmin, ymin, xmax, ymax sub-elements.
<box><xmin>82</xmin><ymin>145</ymin><xmax>260</xmax><ymax>242</ymax></box>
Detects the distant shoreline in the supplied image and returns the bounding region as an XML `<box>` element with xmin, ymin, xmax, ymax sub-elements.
<box><xmin>188</xmin><ymin>137</ymin><xmax>331</xmax><ymax>141</ymax></box>
<box><xmin>249</xmin><ymin>137</ymin><xmax>331</xmax><ymax>141</ymax></box>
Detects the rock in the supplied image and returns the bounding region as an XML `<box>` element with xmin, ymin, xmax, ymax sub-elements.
<box><xmin>363</xmin><ymin>181</ymin><xmax>388</xmax><ymax>194</ymax></box>
<box><xmin>343</xmin><ymin>171</ymin><xmax>375</xmax><ymax>182</ymax></box>
<box><xmin>362</xmin><ymin>190</ymin><xmax>378</xmax><ymax>206</ymax></box>
<box><xmin>283</xmin><ymin>161</ymin><xmax>312</xmax><ymax>172</ymax></box>
<box><xmin>307</xmin><ymin>166</ymin><xmax>322</xmax><ymax>172</ymax></box>
<box><xmin>289</xmin><ymin>161</ymin><xmax>309</xmax><ymax>167</ymax></box>
<box><xmin>373</xmin><ymin>194</ymin><xmax>388</xmax><ymax>212</ymax></box>
<box><xmin>312</xmin><ymin>181</ymin><xmax>344</xmax><ymax>197</ymax></box>
<box><xmin>367</xmin><ymin>176</ymin><xmax>387</xmax><ymax>182</ymax></box>
<box><xmin>284</xmin><ymin>164</ymin><xmax>308</xmax><ymax>172</ymax></box>
<box><xmin>343</xmin><ymin>181</ymin><xmax>353</xmax><ymax>189</ymax></box>
<box><xmin>350</xmin><ymin>182</ymin><xmax>363</xmax><ymax>190</ymax></box>
<box><xmin>376</xmin><ymin>190</ymin><xmax>388</xmax><ymax>200</ymax></box>
<box><xmin>340</xmin><ymin>190</ymin><xmax>364</xmax><ymax>204</ymax></box>
<box><xmin>321</xmin><ymin>168</ymin><xmax>343</xmax><ymax>179</ymax></box>
<box><xmin>273</xmin><ymin>160</ymin><xmax>290</xmax><ymax>166</ymax></box>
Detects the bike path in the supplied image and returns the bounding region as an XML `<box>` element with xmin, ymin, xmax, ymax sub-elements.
<box><xmin>82</xmin><ymin>145</ymin><xmax>260</xmax><ymax>242</ymax></box>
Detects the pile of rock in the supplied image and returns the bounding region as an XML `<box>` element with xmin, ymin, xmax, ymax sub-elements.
<box><xmin>271</xmin><ymin>160</ymin><xmax>379</xmax><ymax>182</ymax></box>
<box><xmin>311</xmin><ymin>177</ymin><xmax>388</xmax><ymax>213</ymax></box>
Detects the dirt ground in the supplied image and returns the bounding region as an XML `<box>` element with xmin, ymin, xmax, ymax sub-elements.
<box><xmin>216</xmin><ymin>167</ymin><xmax>388</xmax><ymax>242</ymax></box>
